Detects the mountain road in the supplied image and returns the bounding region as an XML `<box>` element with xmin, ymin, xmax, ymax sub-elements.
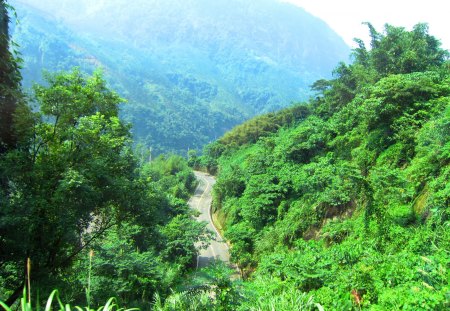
<box><xmin>189</xmin><ymin>171</ymin><xmax>233</xmax><ymax>269</ymax></box>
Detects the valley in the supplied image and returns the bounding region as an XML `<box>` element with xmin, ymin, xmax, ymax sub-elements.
<box><xmin>11</xmin><ymin>0</ymin><xmax>349</xmax><ymax>154</ymax></box>
<box><xmin>1</xmin><ymin>0</ymin><xmax>449</xmax><ymax>310</ymax></box>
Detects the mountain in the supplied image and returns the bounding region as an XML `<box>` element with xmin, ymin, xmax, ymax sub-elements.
<box><xmin>11</xmin><ymin>0</ymin><xmax>349</xmax><ymax>154</ymax></box>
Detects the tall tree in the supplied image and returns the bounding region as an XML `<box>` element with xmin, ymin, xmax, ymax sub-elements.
<box><xmin>0</xmin><ymin>69</ymin><xmax>135</xmax><ymax>306</ymax></box>
<box><xmin>0</xmin><ymin>0</ymin><xmax>21</xmax><ymax>153</ymax></box>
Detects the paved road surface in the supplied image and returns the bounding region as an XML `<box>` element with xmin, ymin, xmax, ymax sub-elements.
<box><xmin>189</xmin><ymin>171</ymin><xmax>232</xmax><ymax>269</ymax></box>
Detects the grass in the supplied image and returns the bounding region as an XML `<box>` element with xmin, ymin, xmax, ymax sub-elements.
<box><xmin>0</xmin><ymin>289</ymin><xmax>139</xmax><ymax>311</ymax></box>
<box><xmin>0</xmin><ymin>255</ymin><xmax>138</xmax><ymax>311</ymax></box>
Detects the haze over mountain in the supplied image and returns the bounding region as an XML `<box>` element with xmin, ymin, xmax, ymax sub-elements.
<box><xmin>11</xmin><ymin>0</ymin><xmax>349</xmax><ymax>154</ymax></box>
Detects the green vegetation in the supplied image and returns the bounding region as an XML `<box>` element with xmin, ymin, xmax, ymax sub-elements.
<box><xmin>202</xmin><ymin>23</ymin><xmax>450</xmax><ymax>309</ymax></box>
<box><xmin>0</xmin><ymin>3</ymin><xmax>210</xmax><ymax>308</ymax></box>
<box><xmin>3</xmin><ymin>0</ymin><xmax>450</xmax><ymax>309</ymax></box>
<box><xmin>0</xmin><ymin>66</ymin><xmax>210</xmax><ymax>309</ymax></box>
<box><xmin>0</xmin><ymin>0</ymin><xmax>24</xmax><ymax>153</ymax></box>
<box><xmin>10</xmin><ymin>0</ymin><xmax>349</xmax><ymax>154</ymax></box>
<box><xmin>0</xmin><ymin>289</ymin><xmax>138</xmax><ymax>311</ymax></box>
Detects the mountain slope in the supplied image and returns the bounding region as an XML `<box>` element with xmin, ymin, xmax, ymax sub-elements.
<box><xmin>12</xmin><ymin>0</ymin><xmax>349</xmax><ymax>154</ymax></box>
<box><xmin>203</xmin><ymin>24</ymin><xmax>450</xmax><ymax>309</ymax></box>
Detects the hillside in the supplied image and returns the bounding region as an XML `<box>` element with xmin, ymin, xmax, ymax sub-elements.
<box><xmin>200</xmin><ymin>23</ymin><xmax>450</xmax><ymax>309</ymax></box>
<box><xmin>11</xmin><ymin>0</ymin><xmax>349</xmax><ymax>154</ymax></box>
<box><xmin>2</xmin><ymin>0</ymin><xmax>450</xmax><ymax>308</ymax></box>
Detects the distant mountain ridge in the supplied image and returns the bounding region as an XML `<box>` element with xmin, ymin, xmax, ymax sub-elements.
<box><xmin>12</xmin><ymin>0</ymin><xmax>349</xmax><ymax>154</ymax></box>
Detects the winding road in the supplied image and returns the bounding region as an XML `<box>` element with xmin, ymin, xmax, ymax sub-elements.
<box><xmin>189</xmin><ymin>171</ymin><xmax>233</xmax><ymax>269</ymax></box>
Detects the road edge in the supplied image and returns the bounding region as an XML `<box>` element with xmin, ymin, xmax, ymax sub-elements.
<box><xmin>196</xmin><ymin>171</ymin><xmax>241</xmax><ymax>278</ymax></box>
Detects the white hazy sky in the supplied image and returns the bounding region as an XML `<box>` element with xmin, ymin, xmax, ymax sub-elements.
<box><xmin>282</xmin><ymin>0</ymin><xmax>450</xmax><ymax>50</ymax></box>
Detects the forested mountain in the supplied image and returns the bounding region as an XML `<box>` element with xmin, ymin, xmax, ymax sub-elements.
<box><xmin>4</xmin><ymin>0</ymin><xmax>449</xmax><ymax>309</ymax></box>
<box><xmin>199</xmin><ymin>24</ymin><xmax>450</xmax><ymax>309</ymax></box>
<box><xmin>10</xmin><ymin>0</ymin><xmax>349</xmax><ymax>154</ymax></box>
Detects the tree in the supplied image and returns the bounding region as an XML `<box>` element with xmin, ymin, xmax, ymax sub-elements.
<box><xmin>372</xmin><ymin>24</ymin><xmax>448</xmax><ymax>76</ymax></box>
<box><xmin>187</xmin><ymin>149</ymin><xmax>200</xmax><ymax>168</ymax></box>
<box><xmin>0</xmin><ymin>69</ymin><xmax>135</xmax><ymax>305</ymax></box>
<box><xmin>0</xmin><ymin>0</ymin><xmax>22</xmax><ymax>153</ymax></box>
<box><xmin>160</xmin><ymin>215</ymin><xmax>213</xmax><ymax>268</ymax></box>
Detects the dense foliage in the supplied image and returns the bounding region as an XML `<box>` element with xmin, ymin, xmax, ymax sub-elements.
<box><xmin>203</xmin><ymin>23</ymin><xmax>450</xmax><ymax>309</ymax></box>
<box><xmin>0</xmin><ymin>0</ymin><xmax>24</xmax><ymax>153</ymax></box>
<box><xmin>10</xmin><ymin>0</ymin><xmax>349</xmax><ymax>154</ymax></box>
<box><xmin>3</xmin><ymin>0</ymin><xmax>450</xmax><ymax>309</ymax></box>
<box><xmin>0</xmin><ymin>6</ymin><xmax>210</xmax><ymax>307</ymax></box>
<box><xmin>0</xmin><ymin>67</ymin><xmax>209</xmax><ymax>309</ymax></box>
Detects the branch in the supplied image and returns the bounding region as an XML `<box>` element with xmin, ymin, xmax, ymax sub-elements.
<box><xmin>3</xmin><ymin>220</ymin><xmax>116</xmax><ymax>307</ymax></box>
<box><xmin>56</xmin><ymin>219</ymin><xmax>115</xmax><ymax>270</ymax></box>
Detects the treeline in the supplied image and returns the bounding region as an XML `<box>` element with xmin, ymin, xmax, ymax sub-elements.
<box><xmin>200</xmin><ymin>23</ymin><xmax>450</xmax><ymax>309</ymax></box>
<box><xmin>191</xmin><ymin>104</ymin><xmax>310</xmax><ymax>174</ymax></box>
<box><xmin>0</xmin><ymin>2</ymin><xmax>209</xmax><ymax>309</ymax></box>
<box><xmin>218</xmin><ymin>104</ymin><xmax>310</xmax><ymax>148</ymax></box>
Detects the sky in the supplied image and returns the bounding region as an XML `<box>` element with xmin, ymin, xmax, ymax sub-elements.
<box><xmin>282</xmin><ymin>0</ymin><xmax>450</xmax><ymax>50</ymax></box>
